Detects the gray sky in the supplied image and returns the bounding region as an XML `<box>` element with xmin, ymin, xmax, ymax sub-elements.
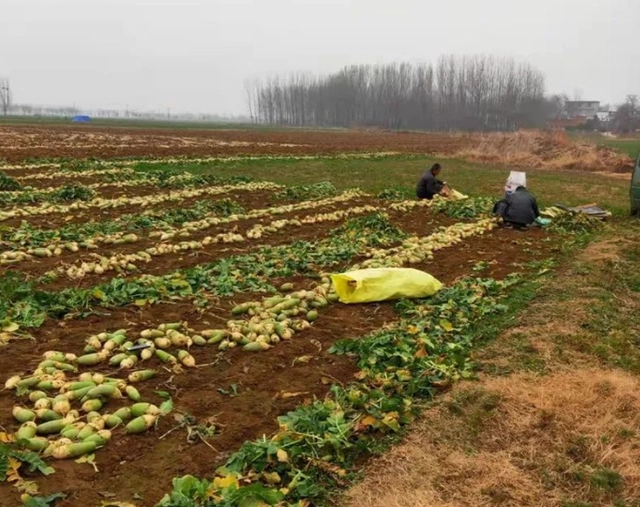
<box><xmin>1</xmin><ymin>0</ymin><xmax>638</xmax><ymax>115</ymax></box>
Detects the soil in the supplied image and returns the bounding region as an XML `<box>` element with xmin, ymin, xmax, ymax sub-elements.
<box><xmin>0</xmin><ymin>125</ymin><xmax>477</xmax><ymax>163</ymax></box>
<box><xmin>0</xmin><ymin>220</ymin><xmax>557</xmax><ymax>507</ymax></box>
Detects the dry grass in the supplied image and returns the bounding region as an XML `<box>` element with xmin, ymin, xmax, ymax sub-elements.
<box><xmin>452</xmin><ymin>130</ymin><xmax>633</xmax><ymax>173</ymax></box>
<box><xmin>344</xmin><ymin>370</ymin><xmax>640</xmax><ymax>507</ymax></box>
<box><xmin>344</xmin><ymin>233</ymin><xmax>640</xmax><ymax>507</ymax></box>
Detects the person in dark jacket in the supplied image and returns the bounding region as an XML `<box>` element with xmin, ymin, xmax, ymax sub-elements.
<box><xmin>495</xmin><ymin>186</ymin><xmax>540</xmax><ymax>228</ymax></box>
<box><xmin>416</xmin><ymin>163</ymin><xmax>447</xmax><ymax>200</ymax></box>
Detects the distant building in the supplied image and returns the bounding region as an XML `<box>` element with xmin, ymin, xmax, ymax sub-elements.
<box><xmin>596</xmin><ymin>111</ymin><xmax>615</xmax><ymax>123</ymax></box>
<box><xmin>565</xmin><ymin>101</ymin><xmax>600</xmax><ymax>119</ymax></box>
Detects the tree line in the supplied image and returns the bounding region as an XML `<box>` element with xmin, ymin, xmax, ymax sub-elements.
<box><xmin>246</xmin><ymin>56</ymin><xmax>551</xmax><ymax>131</ymax></box>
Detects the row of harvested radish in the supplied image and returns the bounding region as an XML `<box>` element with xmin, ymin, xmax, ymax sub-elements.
<box><xmin>15</xmin><ymin>167</ymin><xmax>137</xmax><ymax>182</ymax></box>
<box><xmin>158</xmin><ymin>190</ymin><xmax>365</xmax><ymax>238</ymax></box>
<box><xmin>58</xmin><ymin>202</ymin><xmax>380</xmax><ymax>279</ymax></box>
<box><xmin>1</xmin><ymin>151</ymin><xmax>401</xmax><ymax>173</ymax></box>
<box><xmin>0</xmin><ymin>189</ymin><xmax>361</xmax><ymax>266</ymax></box>
<box><xmin>358</xmin><ymin>218</ymin><xmax>498</xmax><ymax>269</ymax></box>
<box><xmin>0</xmin><ymin>181</ymin><xmax>281</xmax><ymax>222</ymax></box>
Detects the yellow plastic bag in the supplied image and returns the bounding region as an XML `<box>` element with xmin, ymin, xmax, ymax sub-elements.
<box><xmin>330</xmin><ymin>268</ymin><xmax>443</xmax><ymax>304</ymax></box>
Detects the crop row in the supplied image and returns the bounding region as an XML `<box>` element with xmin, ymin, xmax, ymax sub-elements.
<box><xmin>0</xmin><ymin>181</ymin><xmax>281</xmax><ymax>223</ymax></box>
<box><xmin>0</xmin><ymin>151</ymin><xmax>403</xmax><ymax>172</ymax></box>
<box><xmin>0</xmin><ymin>190</ymin><xmax>366</xmax><ymax>266</ymax></box>
<box><xmin>61</xmin><ymin>203</ymin><xmax>379</xmax><ymax>280</ymax></box>
<box><xmin>0</xmin><ymin>172</ymin><xmax>260</xmax><ymax>207</ymax></box>
<box><xmin>157</xmin><ymin>276</ymin><xmax>520</xmax><ymax>507</ymax></box>
<box><xmin>0</xmin><ymin>214</ymin><xmax>406</xmax><ymax>331</ymax></box>
<box><xmin>54</xmin><ymin>198</ymin><xmax>434</xmax><ymax>281</ymax></box>
<box><xmin>0</xmin><ymin>198</ymin><xmax>246</xmax><ymax>251</ymax></box>
<box><xmin>2</xmin><ymin>216</ymin><xmax>498</xmax><ymax>466</ymax></box>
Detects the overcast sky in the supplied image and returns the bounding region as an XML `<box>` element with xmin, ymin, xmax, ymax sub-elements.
<box><xmin>1</xmin><ymin>0</ymin><xmax>638</xmax><ymax>115</ymax></box>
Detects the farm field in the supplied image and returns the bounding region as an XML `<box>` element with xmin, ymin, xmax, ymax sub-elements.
<box><xmin>0</xmin><ymin>125</ymin><xmax>636</xmax><ymax>507</ymax></box>
<box><xmin>0</xmin><ymin>124</ymin><xmax>476</xmax><ymax>162</ymax></box>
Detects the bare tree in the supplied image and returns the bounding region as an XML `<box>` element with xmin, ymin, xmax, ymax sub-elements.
<box><xmin>614</xmin><ymin>95</ymin><xmax>640</xmax><ymax>133</ymax></box>
<box><xmin>249</xmin><ymin>56</ymin><xmax>547</xmax><ymax>131</ymax></box>
<box><xmin>0</xmin><ymin>78</ymin><xmax>11</xmax><ymax>116</ymax></box>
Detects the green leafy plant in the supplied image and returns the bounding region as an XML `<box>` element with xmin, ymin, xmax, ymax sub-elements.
<box><xmin>276</xmin><ymin>182</ymin><xmax>338</xmax><ymax>201</ymax></box>
<box><xmin>0</xmin><ymin>171</ymin><xmax>22</xmax><ymax>191</ymax></box>
<box><xmin>22</xmin><ymin>493</ymin><xmax>66</xmax><ymax>507</ymax></box>
<box><xmin>548</xmin><ymin>211</ymin><xmax>602</xmax><ymax>234</ymax></box>
<box><xmin>376</xmin><ymin>188</ymin><xmax>407</xmax><ymax>201</ymax></box>
<box><xmin>432</xmin><ymin>196</ymin><xmax>495</xmax><ymax>219</ymax></box>
<box><xmin>0</xmin><ymin>214</ymin><xmax>405</xmax><ymax>328</ymax></box>
<box><xmin>159</xmin><ymin>277</ymin><xmax>518</xmax><ymax>507</ymax></box>
<box><xmin>50</xmin><ymin>184</ymin><xmax>96</xmax><ymax>202</ymax></box>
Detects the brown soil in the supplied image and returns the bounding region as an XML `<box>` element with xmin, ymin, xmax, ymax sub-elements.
<box><xmin>1</xmin><ymin>126</ymin><xmax>632</xmax><ymax>174</ymax></box>
<box><xmin>0</xmin><ymin>125</ymin><xmax>477</xmax><ymax>163</ymax></box>
<box><xmin>0</xmin><ymin>223</ymin><xmax>557</xmax><ymax>507</ymax></box>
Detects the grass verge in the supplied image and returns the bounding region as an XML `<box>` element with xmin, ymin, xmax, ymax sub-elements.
<box><xmin>343</xmin><ymin>218</ymin><xmax>640</xmax><ymax>507</ymax></box>
<box><xmin>153</xmin><ymin>156</ymin><xmax>633</xmax><ymax>215</ymax></box>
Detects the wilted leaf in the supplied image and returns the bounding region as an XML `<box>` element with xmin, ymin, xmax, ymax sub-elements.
<box><xmin>100</xmin><ymin>502</ymin><xmax>139</xmax><ymax>507</ymax></box>
<box><xmin>134</xmin><ymin>299</ymin><xmax>148</xmax><ymax>307</ymax></box>
<box><xmin>414</xmin><ymin>345</ymin><xmax>427</xmax><ymax>358</ymax></box>
<box><xmin>280</xmin><ymin>391</ymin><xmax>308</xmax><ymax>399</ymax></box>
<box><xmin>0</xmin><ymin>432</ymin><xmax>14</xmax><ymax>443</ymax></box>
<box><xmin>7</xmin><ymin>457</ymin><xmax>22</xmax><ymax>482</ymax></box>
<box><xmin>75</xmin><ymin>454</ymin><xmax>98</xmax><ymax>473</ymax></box>
<box><xmin>292</xmin><ymin>355</ymin><xmax>313</xmax><ymax>365</ymax></box>
<box><xmin>2</xmin><ymin>322</ymin><xmax>19</xmax><ymax>332</ymax></box>
<box><xmin>92</xmin><ymin>289</ymin><xmax>107</xmax><ymax>302</ymax></box>
<box><xmin>357</xmin><ymin>415</ymin><xmax>379</xmax><ymax>431</ymax></box>
<box><xmin>212</xmin><ymin>474</ymin><xmax>239</xmax><ymax>490</ymax></box>
<box><xmin>320</xmin><ymin>376</ymin><xmax>332</xmax><ymax>385</ymax></box>
<box><xmin>263</xmin><ymin>471</ymin><xmax>281</xmax><ymax>484</ymax></box>
<box><xmin>276</xmin><ymin>449</ymin><xmax>289</xmax><ymax>463</ymax></box>
<box><xmin>17</xmin><ymin>480</ymin><xmax>39</xmax><ymax>495</ymax></box>
<box><xmin>439</xmin><ymin>319</ymin><xmax>454</xmax><ymax>332</ymax></box>
<box><xmin>381</xmin><ymin>411</ymin><xmax>401</xmax><ymax>432</ymax></box>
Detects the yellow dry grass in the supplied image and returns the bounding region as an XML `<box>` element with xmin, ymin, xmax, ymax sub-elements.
<box><xmin>452</xmin><ymin>130</ymin><xmax>633</xmax><ymax>173</ymax></box>
<box><xmin>345</xmin><ymin>236</ymin><xmax>640</xmax><ymax>507</ymax></box>
<box><xmin>344</xmin><ymin>370</ymin><xmax>640</xmax><ymax>507</ymax></box>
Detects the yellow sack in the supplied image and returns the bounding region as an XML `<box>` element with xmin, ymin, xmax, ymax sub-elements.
<box><xmin>330</xmin><ymin>268</ymin><xmax>443</xmax><ymax>304</ymax></box>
